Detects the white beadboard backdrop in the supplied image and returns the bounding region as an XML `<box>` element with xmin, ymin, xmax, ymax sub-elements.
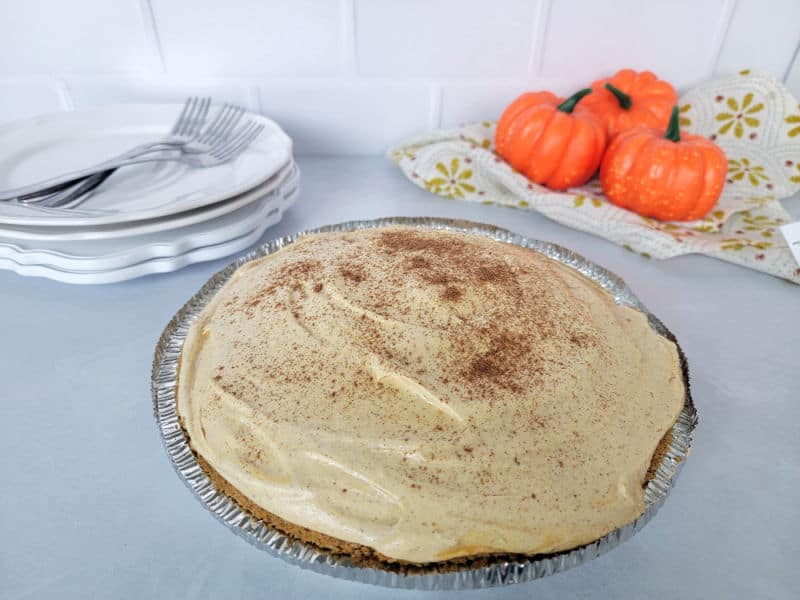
<box><xmin>0</xmin><ymin>0</ymin><xmax>798</xmax><ymax>155</ymax></box>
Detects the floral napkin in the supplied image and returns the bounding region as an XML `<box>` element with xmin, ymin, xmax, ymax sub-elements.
<box><xmin>388</xmin><ymin>71</ymin><xmax>800</xmax><ymax>283</ymax></box>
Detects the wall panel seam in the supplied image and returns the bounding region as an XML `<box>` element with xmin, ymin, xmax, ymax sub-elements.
<box><xmin>708</xmin><ymin>0</ymin><xmax>738</xmax><ymax>77</ymax></box>
<box><xmin>529</xmin><ymin>0</ymin><xmax>552</xmax><ymax>77</ymax></box>
<box><xmin>782</xmin><ymin>41</ymin><xmax>800</xmax><ymax>83</ymax></box>
<box><xmin>141</xmin><ymin>0</ymin><xmax>166</xmax><ymax>73</ymax></box>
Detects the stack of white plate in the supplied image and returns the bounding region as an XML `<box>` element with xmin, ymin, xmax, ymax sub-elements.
<box><xmin>0</xmin><ymin>104</ymin><xmax>298</xmax><ymax>284</ymax></box>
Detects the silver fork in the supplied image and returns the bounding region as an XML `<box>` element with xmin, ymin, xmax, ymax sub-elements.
<box><xmin>46</xmin><ymin>120</ymin><xmax>265</xmax><ymax>209</ymax></box>
<box><xmin>110</xmin><ymin>96</ymin><xmax>212</xmax><ymax>158</ymax></box>
<box><xmin>29</xmin><ymin>101</ymin><xmax>249</xmax><ymax>208</ymax></box>
<box><xmin>9</xmin><ymin>98</ymin><xmax>209</xmax><ymax>208</ymax></box>
<box><xmin>1</xmin><ymin>96</ymin><xmax>212</xmax><ymax>203</ymax></box>
<box><xmin>29</xmin><ymin>104</ymin><xmax>250</xmax><ymax>209</ymax></box>
<box><xmin>16</xmin><ymin>97</ymin><xmax>213</xmax><ymax>207</ymax></box>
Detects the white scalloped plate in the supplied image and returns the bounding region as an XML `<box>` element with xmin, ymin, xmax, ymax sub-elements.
<box><xmin>0</xmin><ymin>161</ymin><xmax>297</xmax><ymax>241</ymax></box>
<box><xmin>0</xmin><ymin>183</ymin><xmax>299</xmax><ymax>284</ymax></box>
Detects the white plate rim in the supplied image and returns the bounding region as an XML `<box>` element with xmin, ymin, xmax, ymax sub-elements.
<box><xmin>0</xmin><ymin>161</ymin><xmax>298</xmax><ymax>242</ymax></box>
<box><xmin>0</xmin><ymin>183</ymin><xmax>297</xmax><ymax>270</ymax></box>
<box><xmin>0</xmin><ymin>189</ymin><xmax>298</xmax><ymax>284</ymax></box>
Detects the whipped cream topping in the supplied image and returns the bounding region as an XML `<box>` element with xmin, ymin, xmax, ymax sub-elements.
<box><xmin>177</xmin><ymin>227</ymin><xmax>684</xmax><ymax>563</ymax></box>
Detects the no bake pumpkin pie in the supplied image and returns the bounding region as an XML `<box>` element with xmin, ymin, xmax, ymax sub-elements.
<box><xmin>176</xmin><ymin>226</ymin><xmax>685</xmax><ymax>568</ymax></box>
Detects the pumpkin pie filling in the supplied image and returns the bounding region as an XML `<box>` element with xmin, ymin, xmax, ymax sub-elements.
<box><xmin>176</xmin><ymin>227</ymin><xmax>685</xmax><ymax>564</ymax></box>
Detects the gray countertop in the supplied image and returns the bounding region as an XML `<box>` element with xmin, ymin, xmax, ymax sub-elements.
<box><xmin>2</xmin><ymin>157</ymin><xmax>798</xmax><ymax>600</ymax></box>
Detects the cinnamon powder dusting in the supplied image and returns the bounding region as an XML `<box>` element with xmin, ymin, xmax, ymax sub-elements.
<box><xmin>340</xmin><ymin>265</ymin><xmax>366</xmax><ymax>283</ymax></box>
<box><xmin>378</xmin><ymin>230</ymin><xmax>469</xmax><ymax>255</ymax></box>
<box><xmin>216</xmin><ymin>230</ymin><xmax>601</xmax><ymax>410</ymax></box>
<box><xmin>441</xmin><ymin>286</ymin><xmax>463</xmax><ymax>302</ymax></box>
<box><xmin>464</xmin><ymin>330</ymin><xmax>533</xmax><ymax>391</ymax></box>
<box><xmin>247</xmin><ymin>259</ymin><xmax>322</xmax><ymax>304</ymax></box>
<box><xmin>368</xmin><ymin>228</ymin><xmax>588</xmax><ymax>393</ymax></box>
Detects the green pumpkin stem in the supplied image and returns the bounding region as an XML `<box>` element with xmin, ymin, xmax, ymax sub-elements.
<box><xmin>557</xmin><ymin>88</ymin><xmax>592</xmax><ymax>114</ymax></box>
<box><xmin>604</xmin><ymin>83</ymin><xmax>632</xmax><ymax>110</ymax></box>
<box><xmin>664</xmin><ymin>106</ymin><xmax>681</xmax><ymax>142</ymax></box>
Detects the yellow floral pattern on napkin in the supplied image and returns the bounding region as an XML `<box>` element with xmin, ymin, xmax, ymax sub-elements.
<box><xmin>388</xmin><ymin>71</ymin><xmax>800</xmax><ymax>283</ymax></box>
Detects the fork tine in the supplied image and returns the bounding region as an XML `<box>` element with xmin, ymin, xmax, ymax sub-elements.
<box><xmin>187</xmin><ymin>96</ymin><xmax>211</xmax><ymax>137</ymax></box>
<box><xmin>170</xmin><ymin>97</ymin><xmax>196</xmax><ymax>136</ymax></box>
<box><xmin>234</xmin><ymin>123</ymin><xmax>264</xmax><ymax>153</ymax></box>
<box><xmin>179</xmin><ymin>96</ymin><xmax>203</xmax><ymax>137</ymax></box>
<box><xmin>212</xmin><ymin>105</ymin><xmax>239</xmax><ymax>142</ymax></box>
<box><xmin>211</xmin><ymin>121</ymin><xmax>257</xmax><ymax>156</ymax></box>
<box><xmin>197</xmin><ymin>104</ymin><xmax>232</xmax><ymax>144</ymax></box>
<box><xmin>213</xmin><ymin>123</ymin><xmax>264</xmax><ymax>162</ymax></box>
<box><xmin>211</xmin><ymin>106</ymin><xmax>245</xmax><ymax>144</ymax></box>
<box><xmin>220</xmin><ymin>107</ymin><xmax>245</xmax><ymax>139</ymax></box>
<box><xmin>197</xmin><ymin>106</ymin><xmax>225</xmax><ymax>143</ymax></box>
<box><xmin>214</xmin><ymin>108</ymin><xmax>246</xmax><ymax>146</ymax></box>
<box><xmin>202</xmin><ymin>104</ymin><xmax>242</xmax><ymax>145</ymax></box>
<box><xmin>227</xmin><ymin>124</ymin><xmax>265</xmax><ymax>157</ymax></box>
<box><xmin>187</xmin><ymin>97</ymin><xmax>211</xmax><ymax>138</ymax></box>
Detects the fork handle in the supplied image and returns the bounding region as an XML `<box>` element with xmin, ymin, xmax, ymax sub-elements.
<box><xmin>0</xmin><ymin>149</ymin><xmax>184</xmax><ymax>201</ymax></box>
<box><xmin>11</xmin><ymin>139</ymin><xmax>193</xmax><ymax>202</ymax></box>
<box><xmin>34</xmin><ymin>169</ymin><xmax>116</xmax><ymax>209</ymax></box>
<box><xmin>14</xmin><ymin>176</ymin><xmax>92</xmax><ymax>202</ymax></box>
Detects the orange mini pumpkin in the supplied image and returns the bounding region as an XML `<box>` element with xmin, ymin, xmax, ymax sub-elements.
<box><xmin>581</xmin><ymin>69</ymin><xmax>677</xmax><ymax>138</ymax></box>
<box><xmin>495</xmin><ymin>89</ymin><xmax>606</xmax><ymax>190</ymax></box>
<box><xmin>600</xmin><ymin>106</ymin><xmax>727</xmax><ymax>221</ymax></box>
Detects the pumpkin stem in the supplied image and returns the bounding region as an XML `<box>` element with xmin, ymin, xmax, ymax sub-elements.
<box><xmin>604</xmin><ymin>83</ymin><xmax>632</xmax><ymax>110</ymax></box>
<box><xmin>664</xmin><ymin>106</ymin><xmax>681</xmax><ymax>142</ymax></box>
<box><xmin>557</xmin><ymin>88</ymin><xmax>592</xmax><ymax>114</ymax></box>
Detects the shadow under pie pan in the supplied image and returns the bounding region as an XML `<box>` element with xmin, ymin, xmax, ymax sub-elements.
<box><xmin>151</xmin><ymin>216</ymin><xmax>697</xmax><ymax>590</ymax></box>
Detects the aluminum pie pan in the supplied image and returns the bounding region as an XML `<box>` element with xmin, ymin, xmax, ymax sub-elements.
<box><xmin>151</xmin><ymin>216</ymin><xmax>697</xmax><ymax>590</ymax></box>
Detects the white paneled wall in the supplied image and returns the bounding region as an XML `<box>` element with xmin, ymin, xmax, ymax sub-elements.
<box><xmin>151</xmin><ymin>0</ymin><xmax>344</xmax><ymax>75</ymax></box>
<box><xmin>355</xmin><ymin>0</ymin><xmax>542</xmax><ymax>77</ymax></box>
<box><xmin>0</xmin><ymin>0</ymin><xmax>797</xmax><ymax>155</ymax></box>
